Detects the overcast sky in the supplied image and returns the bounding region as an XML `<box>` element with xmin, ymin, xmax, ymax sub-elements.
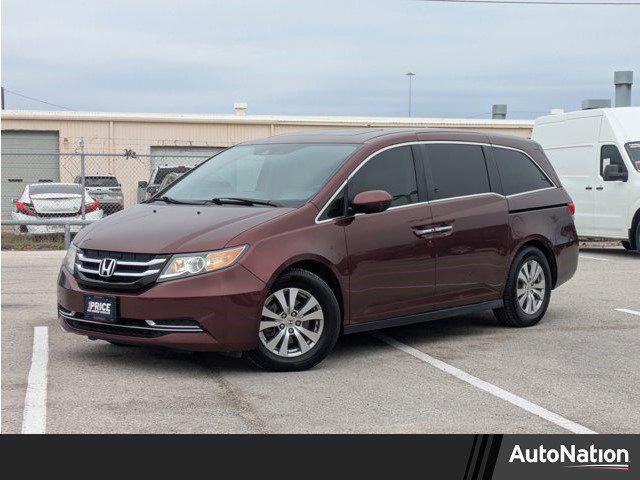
<box><xmin>2</xmin><ymin>0</ymin><xmax>639</xmax><ymax>119</ymax></box>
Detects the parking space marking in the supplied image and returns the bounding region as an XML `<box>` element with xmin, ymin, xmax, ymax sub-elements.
<box><xmin>616</xmin><ymin>308</ymin><xmax>640</xmax><ymax>317</ymax></box>
<box><xmin>373</xmin><ymin>332</ymin><xmax>597</xmax><ymax>434</ymax></box>
<box><xmin>580</xmin><ymin>255</ymin><xmax>612</xmax><ymax>262</ymax></box>
<box><xmin>21</xmin><ymin>326</ymin><xmax>49</xmax><ymax>434</ymax></box>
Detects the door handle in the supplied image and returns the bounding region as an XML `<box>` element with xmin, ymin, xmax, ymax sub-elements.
<box><xmin>585</xmin><ymin>186</ymin><xmax>593</xmax><ymax>190</ymax></box>
<box><xmin>413</xmin><ymin>227</ymin><xmax>435</xmax><ymax>237</ymax></box>
<box><xmin>433</xmin><ymin>225</ymin><xmax>453</xmax><ymax>233</ymax></box>
<box><xmin>596</xmin><ymin>186</ymin><xmax>604</xmax><ymax>191</ymax></box>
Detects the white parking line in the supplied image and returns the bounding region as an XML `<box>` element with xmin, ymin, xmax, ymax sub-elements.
<box><xmin>21</xmin><ymin>326</ymin><xmax>49</xmax><ymax>434</ymax></box>
<box><xmin>373</xmin><ymin>332</ymin><xmax>596</xmax><ymax>434</ymax></box>
<box><xmin>616</xmin><ymin>308</ymin><xmax>640</xmax><ymax>317</ymax></box>
<box><xmin>580</xmin><ymin>255</ymin><xmax>611</xmax><ymax>262</ymax></box>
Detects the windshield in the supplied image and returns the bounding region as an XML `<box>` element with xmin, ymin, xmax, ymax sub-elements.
<box><xmin>162</xmin><ymin>143</ymin><xmax>358</xmax><ymax>207</ymax></box>
<box><xmin>625</xmin><ymin>142</ymin><xmax>640</xmax><ymax>172</ymax></box>
<box><xmin>29</xmin><ymin>184</ymin><xmax>83</xmax><ymax>196</ymax></box>
<box><xmin>153</xmin><ymin>166</ymin><xmax>192</xmax><ymax>185</ymax></box>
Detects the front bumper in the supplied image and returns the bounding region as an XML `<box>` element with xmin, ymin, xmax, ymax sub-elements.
<box><xmin>57</xmin><ymin>264</ymin><xmax>267</xmax><ymax>351</ymax></box>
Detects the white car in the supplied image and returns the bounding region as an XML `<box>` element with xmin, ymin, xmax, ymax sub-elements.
<box><xmin>11</xmin><ymin>182</ymin><xmax>103</xmax><ymax>235</ymax></box>
<box><xmin>532</xmin><ymin>107</ymin><xmax>640</xmax><ymax>251</ymax></box>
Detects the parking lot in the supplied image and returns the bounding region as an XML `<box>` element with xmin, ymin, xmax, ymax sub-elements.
<box><xmin>1</xmin><ymin>247</ymin><xmax>638</xmax><ymax>434</ymax></box>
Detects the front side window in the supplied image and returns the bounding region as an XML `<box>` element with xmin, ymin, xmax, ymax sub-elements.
<box><xmin>624</xmin><ymin>142</ymin><xmax>640</xmax><ymax>172</ymax></box>
<box><xmin>347</xmin><ymin>146</ymin><xmax>418</xmax><ymax>209</ymax></box>
<box><xmin>162</xmin><ymin>143</ymin><xmax>358</xmax><ymax>207</ymax></box>
<box><xmin>493</xmin><ymin>148</ymin><xmax>553</xmax><ymax>196</ymax></box>
<box><xmin>423</xmin><ymin>144</ymin><xmax>490</xmax><ymax>200</ymax></box>
<box><xmin>318</xmin><ymin>187</ymin><xmax>346</xmax><ymax>221</ymax></box>
<box><xmin>600</xmin><ymin>144</ymin><xmax>628</xmax><ymax>177</ymax></box>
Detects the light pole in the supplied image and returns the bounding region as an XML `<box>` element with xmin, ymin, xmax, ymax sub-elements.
<box><xmin>405</xmin><ymin>72</ymin><xmax>415</xmax><ymax>117</ymax></box>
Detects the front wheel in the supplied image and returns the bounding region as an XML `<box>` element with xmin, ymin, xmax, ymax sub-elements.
<box><xmin>246</xmin><ymin>268</ymin><xmax>341</xmax><ymax>371</ymax></box>
<box><xmin>494</xmin><ymin>246</ymin><xmax>552</xmax><ymax>328</ymax></box>
<box><xmin>622</xmin><ymin>223</ymin><xmax>640</xmax><ymax>251</ymax></box>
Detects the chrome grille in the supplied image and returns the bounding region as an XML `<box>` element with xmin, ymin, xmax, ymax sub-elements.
<box><xmin>75</xmin><ymin>249</ymin><xmax>168</xmax><ymax>290</ymax></box>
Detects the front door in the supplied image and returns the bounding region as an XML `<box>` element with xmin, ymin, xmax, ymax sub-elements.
<box><xmin>419</xmin><ymin>143</ymin><xmax>509</xmax><ymax>309</ymax></box>
<box><xmin>345</xmin><ymin>145</ymin><xmax>436</xmax><ymax>324</ymax></box>
<box><xmin>595</xmin><ymin>144</ymin><xmax>631</xmax><ymax>238</ymax></box>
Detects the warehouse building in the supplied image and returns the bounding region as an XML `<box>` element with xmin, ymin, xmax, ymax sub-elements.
<box><xmin>0</xmin><ymin>109</ymin><xmax>533</xmax><ymax>218</ymax></box>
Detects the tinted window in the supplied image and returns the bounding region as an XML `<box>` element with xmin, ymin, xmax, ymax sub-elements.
<box><xmin>600</xmin><ymin>145</ymin><xmax>628</xmax><ymax>177</ymax></box>
<box><xmin>348</xmin><ymin>146</ymin><xmax>418</xmax><ymax>208</ymax></box>
<box><xmin>493</xmin><ymin>148</ymin><xmax>553</xmax><ymax>196</ymax></box>
<box><xmin>424</xmin><ymin>144</ymin><xmax>490</xmax><ymax>200</ymax></box>
<box><xmin>83</xmin><ymin>177</ymin><xmax>119</xmax><ymax>187</ymax></box>
<box><xmin>318</xmin><ymin>187</ymin><xmax>346</xmax><ymax>221</ymax></box>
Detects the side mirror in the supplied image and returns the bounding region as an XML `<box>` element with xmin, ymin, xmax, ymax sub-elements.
<box><xmin>603</xmin><ymin>164</ymin><xmax>628</xmax><ymax>182</ymax></box>
<box><xmin>351</xmin><ymin>190</ymin><xmax>392</xmax><ymax>214</ymax></box>
<box><xmin>138</xmin><ymin>181</ymin><xmax>148</xmax><ymax>188</ymax></box>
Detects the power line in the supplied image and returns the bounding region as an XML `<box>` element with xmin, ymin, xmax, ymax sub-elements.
<box><xmin>3</xmin><ymin>88</ymin><xmax>74</xmax><ymax>111</ymax></box>
<box><xmin>415</xmin><ymin>0</ymin><xmax>640</xmax><ymax>5</ymax></box>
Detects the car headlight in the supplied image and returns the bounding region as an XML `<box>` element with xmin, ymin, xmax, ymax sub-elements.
<box><xmin>158</xmin><ymin>245</ymin><xmax>247</xmax><ymax>281</ymax></box>
<box><xmin>63</xmin><ymin>243</ymin><xmax>78</xmax><ymax>273</ymax></box>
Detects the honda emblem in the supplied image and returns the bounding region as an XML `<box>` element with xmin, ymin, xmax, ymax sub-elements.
<box><xmin>98</xmin><ymin>258</ymin><xmax>117</xmax><ymax>278</ymax></box>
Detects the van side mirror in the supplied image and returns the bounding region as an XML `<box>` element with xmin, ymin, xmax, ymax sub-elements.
<box><xmin>138</xmin><ymin>181</ymin><xmax>148</xmax><ymax>188</ymax></box>
<box><xmin>351</xmin><ymin>190</ymin><xmax>392</xmax><ymax>214</ymax></box>
<box><xmin>603</xmin><ymin>164</ymin><xmax>628</xmax><ymax>182</ymax></box>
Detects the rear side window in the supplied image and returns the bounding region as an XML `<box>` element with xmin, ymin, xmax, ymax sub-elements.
<box><xmin>493</xmin><ymin>148</ymin><xmax>553</xmax><ymax>196</ymax></box>
<box><xmin>348</xmin><ymin>146</ymin><xmax>418</xmax><ymax>208</ymax></box>
<box><xmin>423</xmin><ymin>144</ymin><xmax>490</xmax><ymax>200</ymax></box>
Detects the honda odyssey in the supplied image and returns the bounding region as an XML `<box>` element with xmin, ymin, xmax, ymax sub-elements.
<box><xmin>58</xmin><ymin>129</ymin><xmax>579</xmax><ymax>371</ymax></box>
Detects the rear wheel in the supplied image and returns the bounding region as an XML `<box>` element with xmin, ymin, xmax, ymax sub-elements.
<box><xmin>246</xmin><ymin>268</ymin><xmax>340</xmax><ymax>371</ymax></box>
<box><xmin>494</xmin><ymin>246</ymin><xmax>552</xmax><ymax>328</ymax></box>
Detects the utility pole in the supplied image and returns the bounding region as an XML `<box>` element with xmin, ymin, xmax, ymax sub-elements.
<box><xmin>405</xmin><ymin>72</ymin><xmax>415</xmax><ymax>117</ymax></box>
<box><xmin>1</xmin><ymin>87</ymin><xmax>5</xmax><ymax>110</ymax></box>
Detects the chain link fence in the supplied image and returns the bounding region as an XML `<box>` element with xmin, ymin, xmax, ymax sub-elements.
<box><xmin>1</xmin><ymin>149</ymin><xmax>214</xmax><ymax>250</ymax></box>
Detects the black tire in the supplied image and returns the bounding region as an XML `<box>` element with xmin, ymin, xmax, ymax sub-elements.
<box><xmin>494</xmin><ymin>246</ymin><xmax>552</xmax><ymax>328</ymax></box>
<box><xmin>246</xmin><ymin>268</ymin><xmax>341</xmax><ymax>372</ymax></box>
<box><xmin>622</xmin><ymin>222</ymin><xmax>640</xmax><ymax>251</ymax></box>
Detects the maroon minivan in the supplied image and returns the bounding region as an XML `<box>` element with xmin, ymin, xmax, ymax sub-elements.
<box><xmin>58</xmin><ymin>129</ymin><xmax>578</xmax><ymax>371</ymax></box>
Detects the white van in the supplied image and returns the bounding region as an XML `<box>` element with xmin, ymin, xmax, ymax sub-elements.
<box><xmin>532</xmin><ymin>107</ymin><xmax>640</xmax><ymax>251</ymax></box>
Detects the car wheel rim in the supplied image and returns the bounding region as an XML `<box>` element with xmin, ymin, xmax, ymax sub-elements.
<box><xmin>516</xmin><ymin>259</ymin><xmax>546</xmax><ymax>315</ymax></box>
<box><xmin>259</xmin><ymin>288</ymin><xmax>324</xmax><ymax>358</ymax></box>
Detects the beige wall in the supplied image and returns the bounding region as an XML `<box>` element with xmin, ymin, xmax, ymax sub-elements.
<box><xmin>1</xmin><ymin>111</ymin><xmax>534</xmax><ymax>206</ymax></box>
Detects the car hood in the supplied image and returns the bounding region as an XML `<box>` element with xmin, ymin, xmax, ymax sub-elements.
<box><xmin>74</xmin><ymin>203</ymin><xmax>294</xmax><ymax>254</ymax></box>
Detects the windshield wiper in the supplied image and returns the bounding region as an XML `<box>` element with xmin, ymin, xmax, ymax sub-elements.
<box><xmin>208</xmin><ymin>197</ymin><xmax>280</xmax><ymax>207</ymax></box>
<box><xmin>151</xmin><ymin>196</ymin><xmax>205</xmax><ymax>205</ymax></box>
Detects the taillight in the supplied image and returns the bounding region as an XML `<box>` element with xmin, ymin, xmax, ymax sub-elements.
<box><xmin>14</xmin><ymin>201</ymin><xmax>37</xmax><ymax>216</ymax></box>
<box><xmin>84</xmin><ymin>200</ymin><xmax>100</xmax><ymax>213</ymax></box>
<box><xmin>567</xmin><ymin>202</ymin><xmax>575</xmax><ymax>216</ymax></box>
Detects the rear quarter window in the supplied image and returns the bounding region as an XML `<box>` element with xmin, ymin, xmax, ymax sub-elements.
<box><xmin>493</xmin><ymin>148</ymin><xmax>554</xmax><ymax>196</ymax></box>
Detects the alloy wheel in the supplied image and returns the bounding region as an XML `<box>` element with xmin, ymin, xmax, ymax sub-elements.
<box><xmin>259</xmin><ymin>288</ymin><xmax>324</xmax><ymax>358</ymax></box>
<box><xmin>516</xmin><ymin>259</ymin><xmax>546</xmax><ymax>315</ymax></box>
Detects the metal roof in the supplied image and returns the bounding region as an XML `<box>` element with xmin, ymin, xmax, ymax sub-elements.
<box><xmin>0</xmin><ymin>109</ymin><xmax>533</xmax><ymax>129</ymax></box>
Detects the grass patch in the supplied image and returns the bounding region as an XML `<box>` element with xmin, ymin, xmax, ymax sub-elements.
<box><xmin>1</xmin><ymin>233</ymin><xmax>66</xmax><ymax>250</ymax></box>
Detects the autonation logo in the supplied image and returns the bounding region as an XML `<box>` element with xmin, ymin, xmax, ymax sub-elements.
<box><xmin>509</xmin><ymin>444</ymin><xmax>630</xmax><ymax>471</ymax></box>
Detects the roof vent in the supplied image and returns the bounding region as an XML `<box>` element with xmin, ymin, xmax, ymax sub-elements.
<box><xmin>234</xmin><ymin>102</ymin><xmax>247</xmax><ymax>116</ymax></box>
<box><xmin>581</xmin><ymin>99</ymin><xmax>611</xmax><ymax>110</ymax></box>
<box><xmin>492</xmin><ymin>104</ymin><xmax>507</xmax><ymax>119</ymax></box>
